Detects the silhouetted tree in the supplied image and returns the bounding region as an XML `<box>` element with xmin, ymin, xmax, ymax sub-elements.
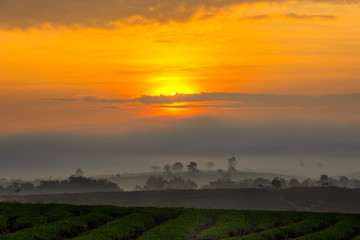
<box><xmin>19</xmin><ymin>182</ymin><xmax>35</xmax><ymax>193</ymax></box>
<box><xmin>238</xmin><ymin>178</ymin><xmax>253</xmax><ymax>187</ymax></box>
<box><xmin>339</xmin><ymin>176</ymin><xmax>349</xmax><ymax>187</ymax></box>
<box><xmin>163</xmin><ymin>164</ymin><xmax>172</xmax><ymax>174</ymax></box>
<box><xmin>144</xmin><ymin>176</ymin><xmax>168</xmax><ymax>190</ymax></box>
<box><xmin>172</xmin><ymin>162</ymin><xmax>184</xmax><ymax>172</ymax></box>
<box><xmin>320</xmin><ymin>174</ymin><xmax>329</xmax><ymax>186</ymax></box>
<box><xmin>302</xmin><ymin>178</ymin><xmax>312</xmax><ymax>187</ymax></box>
<box><xmin>289</xmin><ymin>178</ymin><xmax>300</xmax><ymax>187</ymax></box>
<box><xmin>7</xmin><ymin>182</ymin><xmax>21</xmax><ymax>193</ymax></box>
<box><xmin>36</xmin><ymin>176</ymin><xmax>120</xmax><ymax>193</ymax></box>
<box><xmin>271</xmin><ymin>177</ymin><xmax>282</xmax><ymax>188</ymax></box>
<box><xmin>208</xmin><ymin>174</ymin><xmax>238</xmax><ymax>189</ymax></box>
<box><xmin>252</xmin><ymin>178</ymin><xmax>270</xmax><ymax>188</ymax></box>
<box><xmin>227</xmin><ymin>156</ymin><xmax>237</xmax><ymax>173</ymax></box>
<box><xmin>168</xmin><ymin>177</ymin><xmax>186</xmax><ymax>189</ymax></box>
<box><xmin>279</xmin><ymin>178</ymin><xmax>287</xmax><ymax>188</ymax></box>
<box><xmin>328</xmin><ymin>177</ymin><xmax>338</xmax><ymax>186</ymax></box>
<box><xmin>187</xmin><ymin>162</ymin><xmax>199</xmax><ymax>173</ymax></box>
<box><xmin>73</xmin><ymin>168</ymin><xmax>84</xmax><ymax>177</ymax></box>
<box><xmin>185</xmin><ymin>179</ymin><xmax>198</xmax><ymax>189</ymax></box>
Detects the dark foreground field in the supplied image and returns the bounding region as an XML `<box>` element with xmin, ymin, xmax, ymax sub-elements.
<box><xmin>0</xmin><ymin>202</ymin><xmax>360</xmax><ymax>240</ymax></box>
<box><xmin>3</xmin><ymin>187</ymin><xmax>360</xmax><ymax>213</ymax></box>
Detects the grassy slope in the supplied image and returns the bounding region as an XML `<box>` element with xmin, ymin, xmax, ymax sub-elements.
<box><xmin>0</xmin><ymin>202</ymin><xmax>359</xmax><ymax>240</ymax></box>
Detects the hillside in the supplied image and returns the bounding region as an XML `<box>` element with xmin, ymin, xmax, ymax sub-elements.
<box><xmin>4</xmin><ymin>187</ymin><xmax>360</xmax><ymax>214</ymax></box>
<box><xmin>0</xmin><ymin>203</ymin><xmax>359</xmax><ymax>240</ymax></box>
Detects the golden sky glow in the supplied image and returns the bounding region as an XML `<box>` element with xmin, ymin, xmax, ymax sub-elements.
<box><xmin>1</xmin><ymin>0</ymin><xmax>360</xmax><ymax>132</ymax></box>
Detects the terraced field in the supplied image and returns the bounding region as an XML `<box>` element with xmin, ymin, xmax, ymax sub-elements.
<box><xmin>0</xmin><ymin>202</ymin><xmax>359</xmax><ymax>240</ymax></box>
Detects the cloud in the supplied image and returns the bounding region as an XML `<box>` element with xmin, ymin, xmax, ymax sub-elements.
<box><xmin>285</xmin><ymin>13</ymin><xmax>336</xmax><ymax>19</ymax></box>
<box><xmin>0</xmin><ymin>0</ymin><xmax>355</xmax><ymax>29</ymax></box>
<box><xmin>240</xmin><ymin>14</ymin><xmax>273</xmax><ymax>20</ymax></box>
<box><xmin>81</xmin><ymin>96</ymin><xmax>131</xmax><ymax>104</ymax></box>
<box><xmin>46</xmin><ymin>96</ymin><xmax>131</xmax><ymax>104</ymax></box>
<box><xmin>45</xmin><ymin>97</ymin><xmax>79</xmax><ymax>102</ymax></box>
<box><xmin>240</xmin><ymin>13</ymin><xmax>336</xmax><ymax>21</ymax></box>
<box><xmin>101</xmin><ymin>105</ymin><xmax>120</xmax><ymax>110</ymax></box>
<box><xmin>45</xmin><ymin>92</ymin><xmax>360</xmax><ymax>108</ymax></box>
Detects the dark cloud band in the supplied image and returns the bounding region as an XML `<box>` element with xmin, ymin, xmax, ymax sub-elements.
<box><xmin>45</xmin><ymin>92</ymin><xmax>360</xmax><ymax>108</ymax></box>
<box><xmin>0</xmin><ymin>0</ymin><xmax>357</xmax><ymax>29</ymax></box>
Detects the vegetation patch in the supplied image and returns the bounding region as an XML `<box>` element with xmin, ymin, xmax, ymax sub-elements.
<box><xmin>0</xmin><ymin>202</ymin><xmax>359</xmax><ymax>240</ymax></box>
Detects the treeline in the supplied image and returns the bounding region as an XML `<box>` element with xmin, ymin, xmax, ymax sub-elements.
<box><xmin>148</xmin><ymin>157</ymin><xmax>360</xmax><ymax>190</ymax></box>
<box><xmin>137</xmin><ymin>174</ymin><xmax>360</xmax><ymax>191</ymax></box>
<box><xmin>150</xmin><ymin>157</ymin><xmax>236</xmax><ymax>174</ymax></box>
<box><xmin>135</xmin><ymin>176</ymin><xmax>197</xmax><ymax>191</ymax></box>
<box><xmin>0</xmin><ymin>169</ymin><xmax>121</xmax><ymax>195</ymax></box>
<box><xmin>151</xmin><ymin>161</ymin><xmax>200</xmax><ymax>174</ymax></box>
<box><xmin>232</xmin><ymin>174</ymin><xmax>360</xmax><ymax>189</ymax></box>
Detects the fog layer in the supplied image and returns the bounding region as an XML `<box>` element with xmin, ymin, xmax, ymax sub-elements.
<box><xmin>1</xmin><ymin>118</ymin><xmax>359</xmax><ymax>178</ymax></box>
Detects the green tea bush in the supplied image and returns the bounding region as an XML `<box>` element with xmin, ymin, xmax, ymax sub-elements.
<box><xmin>72</xmin><ymin>208</ymin><xmax>181</xmax><ymax>240</ymax></box>
<box><xmin>294</xmin><ymin>216</ymin><xmax>360</xmax><ymax>240</ymax></box>
<box><xmin>59</xmin><ymin>204</ymin><xmax>92</xmax><ymax>216</ymax></box>
<box><xmin>197</xmin><ymin>210</ymin><xmax>251</xmax><ymax>240</ymax></box>
<box><xmin>138</xmin><ymin>209</ymin><xmax>212</xmax><ymax>240</ymax></box>
<box><xmin>0</xmin><ymin>215</ymin><xmax>7</xmax><ymax>234</ymax></box>
<box><xmin>221</xmin><ymin>214</ymin><xmax>335</xmax><ymax>240</ymax></box>
<box><xmin>43</xmin><ymin>208</ymin><xmax>73</xmax><ymax>222</ymax></box>
<box><xmin>276</xmin><ymin>214</ymin><xmax>335</xmax><ymax>238</ymax></box>
<box><xmin>10</xmin><ymin>215</ymin><xmax>46</xmax><ymax>232</ymax></box>
<box><xmin>0</xmin><ymin>211</ymin><xmax>115</xmax><ymax>240</ymax></box>
<box><xmin>7</xmin><ymin>204</ymin><xmax>87</xmax><ymax>232</ymax></box>
<box><xmin>0</xmin><ymin>202</ymin><xmax>359</xmax><ymax>240</ymax></box>
<box><xmin>246</xmin><ymin>210</ymin><xmax>303</xmax><ymax>233</ymax></box>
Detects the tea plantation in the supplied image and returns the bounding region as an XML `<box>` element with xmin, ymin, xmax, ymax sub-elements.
<box><xmin>0</xmin><ymin>202</ymin><xmax>359</xmax><ymax>239</ymax></box>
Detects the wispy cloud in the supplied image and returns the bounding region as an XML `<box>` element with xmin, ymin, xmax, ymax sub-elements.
<box><xmin>240</xmin><ymin>14</ymin><xmax>273</xmax><ymax>20</ymax></box>
<box><xmin>240</xmin><ymin>13</ymin><xmax>336</xmax><ymax>21</ymax></box>
<box><xmin>45</xmin><ymin>92</ymin><xmax>360</xmax><ymax>108</ymax></box>
<box><xmin>156</xmin><ymin>40</ymin><xmax>174</xmax><ymax>44</ymax></box>
<box><xmin>285</xmin><ymin>13</ymin><xmax>336</xmax><ymax>20</ymax></box>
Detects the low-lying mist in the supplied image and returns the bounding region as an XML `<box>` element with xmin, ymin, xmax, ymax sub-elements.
<box><xmin>0</xmin><ymin>117</ymin><xmax>359</xmax><ymax>179</ymax></box>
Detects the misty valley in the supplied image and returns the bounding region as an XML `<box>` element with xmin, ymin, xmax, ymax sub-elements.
<box><xmin>2</xmin><ymin>0</ymin><xmax>360</xmax><ymax>238</ymax></box>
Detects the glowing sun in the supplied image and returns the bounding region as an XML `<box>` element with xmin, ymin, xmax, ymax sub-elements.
<box><xmin>149</xmin><ymin>76</ymin><xmax>198</xmax><ymax>96</ymax></box>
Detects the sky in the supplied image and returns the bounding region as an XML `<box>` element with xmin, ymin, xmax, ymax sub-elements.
<box><xmin>1</xmin><ymin>0</ymin><xmax>360</xmax><ymax>179</ymax></box>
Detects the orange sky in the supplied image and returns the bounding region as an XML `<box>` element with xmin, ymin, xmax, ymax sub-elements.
<box><xmin>1</xmin><ymin>0</ymin><xmax>360</xmax><ymax>132</ymax></box>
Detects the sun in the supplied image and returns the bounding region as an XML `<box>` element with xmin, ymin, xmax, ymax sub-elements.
<box><xmin>149</xmin><ymin>76</ymin><xmax>197</xmax><ymax>96</ymax></box>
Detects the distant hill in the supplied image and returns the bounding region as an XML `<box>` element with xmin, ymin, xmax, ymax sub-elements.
<box><xmin>4</xmin><ymin>187</ymin><xmax>360</xmax><ymax>214</ymax></box>
<box><xmin>97</xmin><ymin>170</ymin><xmax>297</xmax><ymax>191</ymax></box>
